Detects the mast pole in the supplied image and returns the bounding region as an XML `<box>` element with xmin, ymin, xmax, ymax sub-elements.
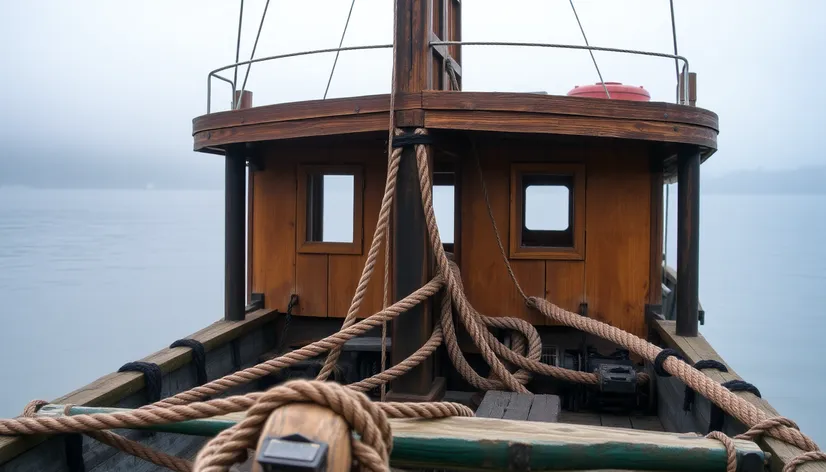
<box><xmin>389</xmin><ymin>0</ymin><xmax>440</xmax><ymax>400</ymax></box>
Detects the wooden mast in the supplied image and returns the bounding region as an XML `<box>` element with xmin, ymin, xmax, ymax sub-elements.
<box><xmin>389</xmin><ymin>0</ymin><xmax>461</xmax><ymax>400</ymax></box>
<box><xmin>389</xmin><ymin>0</ymin><xmax>437</xmax><ymax>400</ymax></box>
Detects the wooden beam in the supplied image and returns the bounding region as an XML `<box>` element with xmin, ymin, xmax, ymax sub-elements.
<box><xmin>389</xmin><ymin>0</ymin><xmax>438</xmax><ymax>399</ymax></box>
<box><xmin>676</xmin><ymin>146</ymin><xmax>700</xmax><ymax>336</ymax></box>
<box><xmin>252</xmin><ymin>404</ymin><xmax>351</xmax><ymax>472</ymax></box>
<box><xmin>37</xmin><ymin>407</ymin><xmax>766</xmax><ymax>472</ymax></box>
<box><xmin>653</xmin><ymin>319</ymin><xmax>826</xmax><ymax>472</ymax></box>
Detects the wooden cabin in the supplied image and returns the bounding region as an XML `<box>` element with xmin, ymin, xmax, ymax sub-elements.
<box><xmin>192</xmin><ymin>0</ymin><xmax>714</xmax><ymax>401</ymax></box>
<box><xmin>4</xmin><ymin>3</ymin><xmax>823</xmax><ymax>472</ymax></box>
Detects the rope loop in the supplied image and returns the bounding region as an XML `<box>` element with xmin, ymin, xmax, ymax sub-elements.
<box><xmin>653</xmin><ymin>348</ymin><xmax>685</xmax><ymax>377</ymax></box>
<box><xmin>193</xmin><ymin>380</ymin><xmax>392</xmax><ymax>472</ymax></box>
<box><xmin>705</xmin><ymin>431</ymin><xmax>737</xmax><ymax>472</ymax></box>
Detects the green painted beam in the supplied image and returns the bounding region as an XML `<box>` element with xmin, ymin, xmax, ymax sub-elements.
<box><xmin>35</xmin><ymin>405</ymin><xmax>765</xmax><ymax>472</ymax></box>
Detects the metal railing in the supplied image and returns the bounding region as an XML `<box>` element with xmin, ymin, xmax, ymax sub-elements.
<box><xmin>205</xmin><ymin>41</ymin><xmax>689</xmax><ymax>113</ymax></box>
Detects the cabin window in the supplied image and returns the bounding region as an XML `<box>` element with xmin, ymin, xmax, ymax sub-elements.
<box><xmin>297</xmin><ymin>165</ymin><xmax>363</xmax><ymax>254</ymax></box>
<box><xmin>509</xmin><ymin>163</ymin><xmax>585</xmax><ymax>260</ymax></box>
<box><xmin>433</xmin><ymin>168</ymin><xmax>456</xmax><ymax>253</ymax></box>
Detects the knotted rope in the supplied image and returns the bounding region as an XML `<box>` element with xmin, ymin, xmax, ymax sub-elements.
<box><xmin>193</xmin><ymin>380</ymin><xmax>472</xmax><ymax>472</ymax></box>
<box><xmin>21</xmin><ymin>400</ymin><xmax>193</xmax><ymax>472</ymax></box>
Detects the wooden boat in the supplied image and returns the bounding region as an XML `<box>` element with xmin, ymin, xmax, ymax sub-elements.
<box><xmin>1</xmin><ymin>2</ymin><xmax>823</xmax><ymax>471</ymax></box>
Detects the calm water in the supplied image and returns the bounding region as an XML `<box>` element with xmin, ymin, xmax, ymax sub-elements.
<box><xmin>0</xmin><ymin>188</ymin><xmax>824</xmax><ymax>444</ymax></box>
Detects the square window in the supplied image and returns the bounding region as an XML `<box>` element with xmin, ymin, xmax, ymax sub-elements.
<box><xmin>510</xmin><ymin>163</ymin><xmax>585</xmax><ymax>260</ymax></box>
<box><xmin>298</xmin><ymin>165</ymin><xmax>363</xmax><ymax>254</ymax></box>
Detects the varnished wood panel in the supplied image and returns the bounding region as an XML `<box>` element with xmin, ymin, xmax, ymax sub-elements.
<box><xmin>459</xmin><ymin>143</ymin><xmax>544</xmax><ymax>324</ymax></box>
<box><xmin>425</xmin><ymin>110</ymin><xmax>718</xmax><ymax>149</ymax></box>
<box><xmin>421</xmin><ymin>91</ymin><xmax>719</xmax><ymax>131</ymax></box>
<box><xmin>584</xmin><ymin>146</ymin><xmax>651</xmax><ymax>338</ymax></box>
<box><xmin>328</xmin><ymin>255</ymin><xmax>364</xmax><ymax>318</ymax></box>
<box><xmin>194</xmin><ymin>93</ymin><xmax>422</xmax><ymax>133</ymax></box>
<box><xmin>194</xmin><ymin>113</ymin><xmax>390</xmax><ymax>149</ymax></box>
<box><xmin>251</xmin><ymin>157</ymin><xmax>296</xmax><ymax>311</ymax></box>
<box><xmin>294</xmin><ymin>254</ymin><xmax>328</xmax><ymax>317</ymax></box>
<box><xmin>194</xmin><ymin>92</ymin><xmax>718</xmax><ymax>153</ymax></box>
<box><xmin>327</xmin><ymin>147</ymin><xmax>388</xmax><ymax>318</ymax></box>
<box><xmin>544</xmin><ymin>261</ymin><xmax>586</xmax><ymax>323</ymax></box>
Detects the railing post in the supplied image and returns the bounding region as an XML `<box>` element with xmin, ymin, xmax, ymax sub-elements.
<box><xmin>676</xmin><ymin>145</ymin><xmax>700</xmax><ymax>336</ymax></box>
<box><xmin>224</xmin><ymin>91</ymin><xmax>253</xmax><ymax>321</ymax></box>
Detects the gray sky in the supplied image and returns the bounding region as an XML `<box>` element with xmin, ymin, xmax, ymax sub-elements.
<box><xmin>1</xmin><ymin>0</ymin><xmax>824</xmax><ymax>187</ymax></box>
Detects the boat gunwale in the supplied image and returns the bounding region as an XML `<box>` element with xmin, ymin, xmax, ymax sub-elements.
<box><xmin>0</xmin><ymin>308</ymin><xmax>279</xmax><ymax>464</ymax></box>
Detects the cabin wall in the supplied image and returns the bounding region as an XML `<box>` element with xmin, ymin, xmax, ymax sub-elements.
<box><xmin>460</xmin><ymin>138</ymin><xmax>652</xmax><ymax>337</ymax></box>
<box><xmin>250</xmin><ymin>138</ymin><xmax>388</xmax><ymax>318</ymax></box>
<box><xmin>250</xmin><ymin>135</ymin><xmax>655</xmax><ymax>338</ymax></box>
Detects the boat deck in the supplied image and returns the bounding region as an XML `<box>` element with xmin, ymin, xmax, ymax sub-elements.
<box><xmin>560</xmin><ymin>411</ymin><xmax>665</xmax><ymax>431</ymax></box>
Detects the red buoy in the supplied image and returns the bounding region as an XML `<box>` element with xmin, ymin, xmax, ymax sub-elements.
<box><xmin>566</xmin><ymin>82</ymin><xmax>651</xmax><ymax>101</ymax></box>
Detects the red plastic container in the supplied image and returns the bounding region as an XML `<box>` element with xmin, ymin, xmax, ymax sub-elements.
<box><xmin>566</xmin><ymin>82</ymin><xmax>651</xmax><ymax>101</ymax></box>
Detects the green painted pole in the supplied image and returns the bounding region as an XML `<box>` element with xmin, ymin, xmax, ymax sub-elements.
<box><xmin>34</xmin><ymin>405</ymin><xmax>765</xmax><ymax>472</ymax></box>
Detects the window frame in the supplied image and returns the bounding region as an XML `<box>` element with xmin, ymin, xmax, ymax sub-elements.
<box><xmin>296</xmin><ymin>164</ymin><xmax>364</xmax><ymax>255</ymax></box>
<box><xmin>509</xmin><ymin>162</ymin><xmax>585</xmax><ymax>260</ymax></box>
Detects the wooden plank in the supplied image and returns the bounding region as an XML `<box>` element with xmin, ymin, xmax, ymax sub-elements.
<box><xmin>501</xmin><ymin>393</ymin><xmax>533</xmax><ymax>420</ymax></box>
<box><xmin>600</xmin><ymin>414</ymin><xmax>633</xmax><ymax>429</ymax></box>
<box><xmin>0</xmin><ymin>309</ymin><xmax>278</xmax><ymax>464</ymax></box>
<box><xmin>526</xmin><ymin>395</ymin><xmax>561</xmax><ymax>423</ymax></box>
<box><xmin>584</xmin><ymin>147</ymin><xmax>651</xmax><ymax>338</ymax></box>
<box><xmin>294</xmin><ymin>254</ymin><xmax>328</xmax><ymax>317</ymax></box>
<box><xmin>389</xmin><ymin>416</ymin><xmax>764</xmax><ymax>472</ymax></box>
<box><xmin>559</xmin><ymin>411</ymin><xmax>602</xmax><ymax>426</ymax></box>
<box><xmin>194</xmin><ymin>113</ymin><xmax>389</xmax><ymax>150</ymax></box>
<box><xmin>459</xmin><ymin>143</ymin><xmax>544</xmax><ymax>324</ymax></box>
<box><xmin>654</xmin><ymin>319</ymin><xmax>826</xmax><ymax>472</ymax></box>
<box><xmin>27</xmin><ymin>407</ymin><xmax>764</xmax><ymax>472</ymax></box>
<box><xmin>544</xmin><ymin>261</ymin><xmax>586</xmax><ymax>326</ymax></box>
<box><xmin>425</xmin><ymin>110</ymin><xmax>718</xmax><ymax>149</ymax></box>
<box><xmin>420</xmin><ymin>91</ymin><xmax>720</xmax><ymax>131</ymax></box>
<box><xmin>475</xmin><ymin>391</ymin><xmax>512</xmax><ymax>419</ymax></box>
<box><xmin>251</xmin><ymin>155</ymin><xmax>296</xmax><ymax>312</ymax></box>
<box><xmin>193</xmin><ymin>92</ymin><xmax>422</xmax><ymax>134</ymax></box>
<box><xmin>629</xmin><ymin>415</ymin><xmax>665</xmax><ymax>432</ymax></box>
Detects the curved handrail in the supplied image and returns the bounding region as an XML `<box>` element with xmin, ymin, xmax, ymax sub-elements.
<box><xmin>205</xmin><ymin>41</ymin><xmax>690</xmax><ymax>113</ymax></box>
<box><xmin>207</xmin><ymin>43</ymin><xmax>393</xmax><ymax>113</ymax></box>
<box><xmin>430</xmin><ymin>40</ymin><xmax>690</xmax><ymax>105</ymax></box>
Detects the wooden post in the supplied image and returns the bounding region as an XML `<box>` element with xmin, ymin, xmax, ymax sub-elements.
<box><xmin>676</xmin><ymin>146</ymin><xmax>700</xmax><ymax>336</ymax></box>
<box><xmin>388</xmin><ymin>0</ymin><xmax>444</xmax><ymax>400</ymax></box>
<box><xmin>224</xmin><ymin>91</ymin><xmax>252</xmax><ymax>321</ymax></box>
<box><xmin>252</xmin><ymin>404</ymin><xmax>351</xmax><ymax>472</ymax></box>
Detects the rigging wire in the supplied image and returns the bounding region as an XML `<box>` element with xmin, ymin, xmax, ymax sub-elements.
<box><xmin>236</xmin><ymin>0</ymin><xmax>272</xmax><ymax>109</ymax></box>
<box><xmin>233</xmin><ymin>0</ymin><xmax>245</xmax><ymax>106</ymax></box>
<box><xmin>568</xmin><ymin>0</ymin><xmax>610</xmax><ymax>98</ymax></box>
<box><xmin>323</xmin><ymin>0</ymin><xmax>357</xmax><ymax>100</ymax></box>
<box><xmin>669</xmin><ymin>0</ymin><xmax>681</xmax><ymax>102</ymax></box>
<box><xmin>665</xmin><ymin>0</ymin><xmax>679</xmax><ymax>266</ymax></box>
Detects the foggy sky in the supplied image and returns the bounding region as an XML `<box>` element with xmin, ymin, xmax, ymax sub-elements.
<box><xmin>1</xmin><ymin>1</ymin><xmax>824</xmax><ymax>188</ymax></box>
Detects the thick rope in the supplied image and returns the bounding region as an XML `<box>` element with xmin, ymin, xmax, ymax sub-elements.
<box><xmin>191</xmin><ymin>380</ymin><xmax>472</xmax><ymax>472</ymax></box>
<box><xmin>21</xmin><ymin>400</ymin><xmax>192</xmax><ymax>472</ymax></box>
